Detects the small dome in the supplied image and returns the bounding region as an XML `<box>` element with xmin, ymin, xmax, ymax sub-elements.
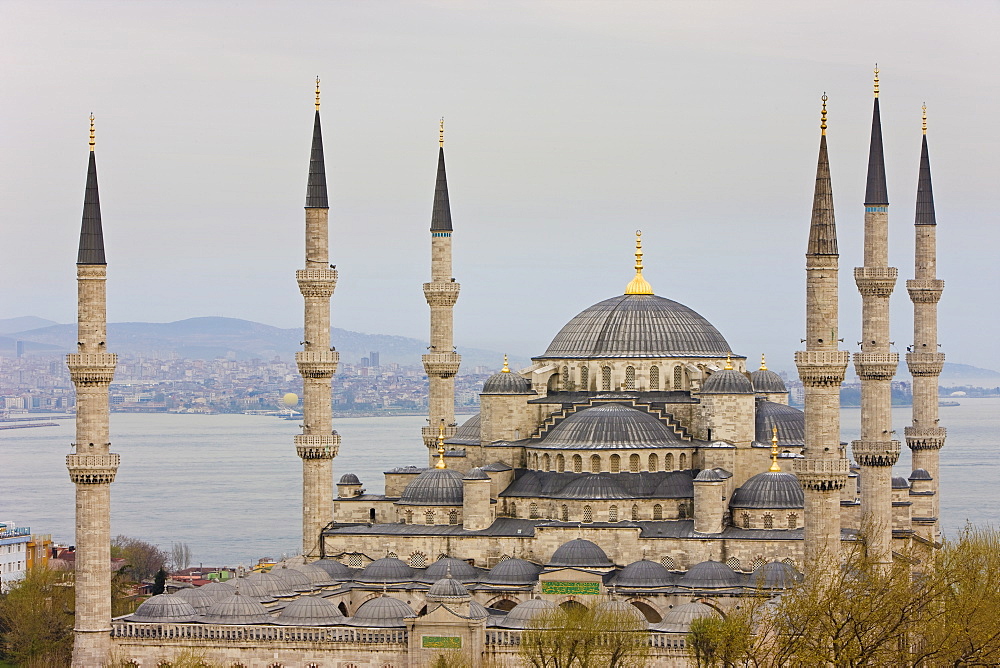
<box><xmin>499</xmin><ymin>598</ymin><xmax>558</xmax><ymax>629</ymax></box>
<box><xmin>130</xmin><ymin>594</ymin><xmax>199</xmax><ymax>623</ymax></box>
<box><xmin>275</xmin><ymin>595</ymin><xmax>345</xmax><ymax>626</ymax></box>
<box><xmin>197</xmin><ymin>581</ymin><xmax>237</xmax><ymax>600</ymax></box>
<box><xmin>701</xmin><ymin>368</ymin><xmax>754</xmax><ymax>394</ymax></box>
<box><xmin>269</xmin><ymin>566</ymin><xmax>314</xmax><ymax>592</ymax></box>
<box><xmin>338</xmin><ymin>473</ymin><xmax>361</xmax><ymax>485</ymax></box>
<box><xmin>677</xmin><ymin>561</ymin><xmax>742</xmax><ymax>589</ymax></box>
<box><xmin>469</xmin><ymin>600</ymin><xmax>490</xmax><ymax>619</ymax></box>
<box><xmin>755</xmin><ymin>401</ymin><xmax>805</xmax><ymax>445</ymax></box>
<box><xmin>314</xmin><ymin>558</ymin><xmax>356</xmax><ymax>580</ymax></box>
<box><xmin>347</xmin><ymin>596</ymin><xmax>414</xmax><ymax>628</ymax></box>
<box><xmin>226</xmin><ymin>578</ymin><xmax>276</xmax><ymax>603</ymax></box>
<box><xmin>654</xmin><ymin>602</ymin><xmax>721</xmax><ymax>632</ymax></box>
<box><xmin>240</xmin><ymin>571</ymin><xmax>290</xmax><ymax>595</ymax></box>
<box><xmin>909</xmin><ymin>468</ymin><xmax>933</xmax><ymax>481</ymax></box>
<box><xmin>483</xmin><ymin>369</ymin><xmax>533</xmax><ymax>394</ymax></box>
<box><xmin>356</xmin><ymin>557</ymin><xmax>415</xmax><ymax>583</ymax></box>
<box><xmin>427</xmin><ymin>576</ymin><xmax>470</xmax><ymax>599</ymax></box>
<box><xmin>421</xmin><ymin>557</ymin><xmax>479</xmax><ymax>583</ymax></box>
<box><xmin>463</xmin><ymin>467</ymin><xmax>490</xmax><ymax>481</ymax></box>
<box><xmin>751</xmin><ymin>561</ymin><xmax>802</xmax><ymax>589</ymax></box>
<box><xmin>397</xmin><ymin>468</ymin><xmax>465</xmax><ymax>506</ymax></box>
<box><xmin>201</xmin><ymin>592</ymin><xmax>274</xmax><ymax>625</ymax></box>
<box><xmin>694</xmin><ymin>468</ymin><xmax>726</xmax><ymax>482</ymax></box>
<box><xmin>615</xmin><ymin>560</ymin><xmax>673</xmax><ymax>588</ymax></box>
<box><xmin>596</xmin><ymin>600</ymin><xmax>647</xmax><ymax>625</ymax></box>
<box><xmin>540</xmin><ymin>403</ymin><xmax>683</xmax><ymax>450</ymax></box>
<box><xmin>290</xmin><ymin>563</ymin><xmax>336</xmax><ymax>586</ymax></box>
<box><xmin>481</xmin><ymin>558</ymin><xmax>542</xmax><ymax>586</ymax></box>
<box><xmin>750</xmin><ymin>368</ymin><xmax>787</xmax><ymax>393</ymax></box>
<box><xmin>174</xmin><ymin>586</ymin><xmax>218</xmax><ymax>614</ymax></box>
<box><xmin>548</xmin><ymin>539</ymin><xmax>612</xmax><ymax>568</ymax></box>
<box><xmin>892</xmin><ymin>476</ymin><xmax>911</xmax><ymax>489</ymax></box>
<box><xmin>730</xmin><ymin>471</ymin><xmax>804</xmax><ymax>509</ymax></box>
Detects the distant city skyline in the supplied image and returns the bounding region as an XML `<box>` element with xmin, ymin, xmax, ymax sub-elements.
<box><xmin>2</xmin><ymin>1</ymin><xmax>996</xmax><ymax>369</ymax></box>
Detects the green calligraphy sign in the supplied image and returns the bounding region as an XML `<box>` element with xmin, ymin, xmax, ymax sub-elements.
<box><xmin>422</xmin><ymin>635</ymin><xmax>463</xmax><ymax>649</ymax></box>
<box><xmin>541</xmin><ymin>581</ymin><xmax>601</xmax><ymax>595</ymax></box>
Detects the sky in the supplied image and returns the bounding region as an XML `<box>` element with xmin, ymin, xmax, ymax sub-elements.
<box><xmin>1</xmin><ymin>1</ymin><xmax>997</xmax><ymax>373</ymax></box>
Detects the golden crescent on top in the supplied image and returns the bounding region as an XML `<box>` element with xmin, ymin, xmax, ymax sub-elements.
<box><xmin>874</xmin><ymin>64</ymin><xmax>880</xmax><ymax>98</ymax></box>
<box><xmin>439</xmin><ymin>117</ymin><xmax>445</xmax><ymax>147</ymax></box>
<box><xmin>821</xmin><ymin>93</ymin><xmax>828</xmax><ymax>135</ymax></box>
<box><xmin>501</xmin><ymin>354</ymin><xmax>510</xmax><ymax>373</ymax></box>
<box><xmin>435</xmin><ymin>423</ymin><xmax>447</xmax><ymax>469</ymax></box>
<box><xmin>922</xmin><ymin>103</ymin><xmax>927</xmax><ymax>135</ymax></box>
<box><xmin>89</xmin><ymin>113</ymin><xmax>95</xmax><ymax>151</ymax></box>
<box><xmin>315</xmin><ymin>77</ymin><xmax>321</xmax><ymax>111</ymax></box>
<box><xmin>624</xmin><ymin>230</ymin><xmax>654</xmax><ymax>295</ymax></box>
<box><xmin>769</xmin><ymin>426</ymin><xmax>781</xmax><ymax>472</ymax></box>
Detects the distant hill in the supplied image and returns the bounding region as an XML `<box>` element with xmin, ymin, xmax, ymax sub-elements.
<box><xmin>1</xmin><ymin>316</ymin><xmax>522</xmax><ymax>369</ymax></box>
<box><xmin>0</xmin><ymin>316</ymin><xmax>59</xmax><ymax>334</ymax></box>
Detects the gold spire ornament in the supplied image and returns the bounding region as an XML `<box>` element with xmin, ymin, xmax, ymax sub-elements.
<box><xmin>439</xmin><ymin>117</ymin><xmax>444</xmax><ymax>147</ymax></box>
<box><xmin>873</xmin><ymin>65</ymin><xmax>880</xmax><ymax>98</ymax></box>
<box><xmin>769</xmin><ymin>426</ymin><xmax>781</xmax><ymax>472</ymax></box>
<box><xmin>724</xmin><ymin>353</ymin><xmax>734</xmax><ymax>371</ymax></box>
<box><xmin>89</xmin><ymin>114</ymin><xmax>95</xmax><ymax>151</ymax></box>
<box><xmin>760</xmin><ymin>354</ymin><xmax>767</xmax><ymax>371</ymax></box>
<box><xmin>435</xmin><ymin>423</ymin><xmax>447</xmax><ymax>469</ymax></box>
<box><xmin>821</xmin><ymin>93</ymin><xmax>828</xmax><ymax>135</ymax></box>
<box><xmin>922</xmin><ymin>103</ymin><xmax>927</xmax><ymax>135</ymax></box>
<box><xmin>501</xmin><ymin>354</ymin><xmax>510</xmax><ymax>373</ymax></box>
<box><xmin>624</xmin><ymin>230</ymin><xmax>654</xmax><ymax>295</ymax></box>
<box><xmin>315</xmin><ymin>77</ymin><xmax>321</xmax><ymax>111</ymax></box>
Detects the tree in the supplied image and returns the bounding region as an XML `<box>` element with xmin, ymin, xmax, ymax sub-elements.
<box><xmin>0</xmin><ymin>565</ymin><xmax>74</xmax><ymax>667</ymax></box>
<box><xmin>519</xmin><ymin>599</ymin><xmax>650</xmax><ymax>668</ymax></box>
<box><xmin>111</xmin><ymin>535</ymin><xmax>168</xmax><ymax>583</ymax></box>
<box><xmin>153</xmin><ymin>567</ymin><xmax>167</xmax><ymax>595</ymax></box>
<box><xmin>171</xmin><ymin>541</ymin><xmax>192</xmax><ymax>571</ymax></box>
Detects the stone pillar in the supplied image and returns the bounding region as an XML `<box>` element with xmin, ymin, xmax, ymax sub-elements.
<box><xmin>462</xmin><ymin>470</ymin><xmax>492</xmax><ymax>531</ymax></box>
<box><xmin>693</xmin><ymin>472</ymin><xmax>726</xmax><ymax>534</ymax></box>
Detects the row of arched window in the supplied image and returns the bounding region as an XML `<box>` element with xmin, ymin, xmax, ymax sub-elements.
<box><xmin>555</xmin><ymin>364</ymin><xmax>688</xmax><ymax>391</ymax></box>
<box><xmin>740</xmin><ymin>512</ymin><xmax>799</xmax><ymax>530</ymax></box>
<box><xmin>530</xmin><ymin>451</ymin><xmax>689</xmax><ymax>473</ymax></box>
<box><xmin>399</xmin><ymin>509</ymin><xmax>461</xmax><ymax>525</ymax></box>
<box><xmin>516</xmin><ymin>502</ymin><xmax>687</xmax><ymax>522</ymax></box>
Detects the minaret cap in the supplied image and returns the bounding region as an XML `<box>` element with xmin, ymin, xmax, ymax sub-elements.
<box><xmin>820</xmin><ymin>93</ymin><xmax>827</xmax><ymax>136</ymax></box>
<box><xmin>873</xmin><ymin>64</ymin><xmax>880</xmax><ymax>98</ymax></box>
<box><xmin>769</xmin><ymin>426</ymin><xmax>781</xmax><ymax>472</ymax></box>
<box><xmin>922</xmin><ymin>103</ymin><xmax>927</xmax><ymax>135</ymax></box>
<box><xmin>624</xmin><ymin>230</ymin><xmax>654</xmax><ymax>295</ymax></box>
<box><xmin>315</xmin><ymin>76</ymin><xmax>321</xmax><ymax>111</ymax></box>
<box><xmin>439</xmin><ymin>117</ymin><xmax>444</xmax><ymax>148</ymax></box>
<box><xmin>89</xmin><ymin>113</ymin><xmax>95</xmax><ymax>151</ymax></box>
<box><xmin>501</xmin><ymin>354</ymin><xmax>510</xmax><ymax>373</ymax></box>
<box><xmin>759</xmin><ymin>354</ymin><xmax>767</xmax><ymax>371</ymax></box>
<box><xmin>434</xmin><ymin>424</ymin><xmax>447</xmax><ymax>469</ymax></box>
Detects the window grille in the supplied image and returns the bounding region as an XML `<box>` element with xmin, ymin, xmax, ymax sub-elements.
<box><xmin>425</xmin><ymin>510</ymin><xmax>434</xmax><ymax>525</ymax></box>
<box><xmin>580</xmin><ymin>366</ymin><xmax>589</xmax><ymax>389</ymax></box>
<box><xmin>660</xmin><ymin>555</ymin><xmax>677</xmax><ymax>570</ymax></box>
<box><xmin>561</xmin><ymin>505</ymin><xmax>569</xmax><ymax>521</ymax></box>
<box><xmin>609</xmin><ymin>505</ymin><xmax>618</xmax><ymax>522</ymax></box>
<box><xmin>625</xmin><ymin>365</ymin><xmax>635</xmax><ymax>390</ymax></box>
<box><xmin>679</xmin><ymin>453</ymin><xmax>687</xmax><ymax>469</ymax></box>
<box><xmin>591</xmin><ymin>454</ymin><xmax>601</xmax><ymax>473</ymax></box>
<box><xmin>629</xmin><ymin>454</ymin><xmax>640</xmax><ymax>472</ymax></box>
<box><xmin>648</xmin><ymin>453</ymin><xmax>658</xmax><ymax>471</ymax></box>
<box><xmin>665</xmin><ymin>453</ymin><xmax>674</xmax><ymax>470</ymax></box>
<box><xmin>653</xmin><ymin>504</ymin><xmax>663</xmax><ymax>520</ymax></box>
<box><xmin>529</xmin><ymin>503</ymin><xmax>539</xmax><ymax>519</ymax></box>
<box><xmin>573</xmin><ymin>454</ymin><xmax>582</xmax><ymax>473</ymax></box>
<box><xmin>610</xmin><ymin>454</ymin><xmax>620</xmax><ymax>473</ymax></box>
<box><xmin>649</xmin><ymin>365</ymin><xmax>659</xmax><ymax>390</ymax></box>
<box><xmin>763</xmin><ymin>513</ymin><xmax>774</xmax><ymax>530</ymax></box>
<box><xmin>673</xmin><ymin>366</ymin><xmax>683</xmax><ymax>389</ymax></box>
<box><xmin>449</xmin><ymin>510</ymin><xmax>459</xmax><ymax>525</ymax></box>
<box><xmin>583</xmin><ymin>506</ymin><xmax>593</xmax><ymax>523</ymax></box>
<box><xmin>742</xmin><ymin>512</ymin><xmax>751</xmax><ymax>529</ymax></box>
<box><xmin>787</xmin><ymin>513</ymin><xmax>798</xmax><ymax>529</ymax></box>
<box><xmin>602</xmin><ymin>366</ymin><xmax>612</xmax><ymax>391</ymax></box>
<box><xmin>410</xmin><ymin>552</ymin><xmax>427</xmax><ymax>568</ymax></box>
<box><xmin>631</xmin><ymin>504</ymin><xmax>639</xmax><ymax>521</ymax></box>
<box><xmin>556</xmin><ymin>454</ymin><xmax>565</xmax><ymax>472</ymax></box>
<box><xmin>727</xmin><ymin>557</ymin><xmax>741</xmax><ymax>571</ymax></box>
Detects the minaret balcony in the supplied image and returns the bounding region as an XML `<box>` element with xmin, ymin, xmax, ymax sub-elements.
<box><xmin>295</xmin><ymin>433</ymin><xmax>340</xmax><ymax>459</ymax></box>
<box><xmin>423</xmin><ymin>282</ymin><xmax>461</xmax><ymax>307</ymax></box>
<box><xmin>794</xmin><ymin>350</ymin><xmax>849</xmax><ymax>387</ymax></box>
<box><xmin>296</xmin><ymin>350</ymin><xmax>339</xmax><ymax>378</ymax></box>
<box><xmin>906</xmin><ymin>352</ymin><xmax>945</xmax><ymax>376</ymax></box>
<box><xmin>906</xmin><ymin>278</ymin><xmax>944</xmax><ymax>303</ymax></box>
<box><xmin>66</xmin><ymin>353</ymin><xmax>118</xmax><ymax>385</ymax></box>
<box><xmin>854</xmin><ymin>267</ymin><xmax>898</xmax><ymax>297</ymax></box>
<box><xmin>851</xmin><ymin>439</ymin><xmax>901</xmax><ymax>467</ymax></box>
<box><xmin>792</xmin><ymin>458</ymin><xmax>849</xmax><ymax>491</ymax></box>
<box><xmin>904</xmin><ymin>426</ymin><xmax>947</xmax><ymax>450</ymax></box>
<box><xmin>422</xmin><ymin>352</ymin><xmax>462</xmax><ymax>378</ymax></box>
<box><xmin>422</xmin><ymin>425</ymin><xmax>458</xmax><ymax>447</ymax></box>
<box><xmin>296</xmin><ymin>268</ymin><xmax>338</xmax><ymax>298</ymax></box>
<box><xmin>853</xmin><ymin>352</ymin><xmax>898</xmax><ymax>381</ymax></box>
<box><xmin>66</xmin><ymin>453</ymin><xmax>120</xmax><ymax>485</ymax></box>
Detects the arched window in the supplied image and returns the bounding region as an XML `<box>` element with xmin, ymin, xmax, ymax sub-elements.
<box><xmin>610</xmin><ymin>454</ymin><xmax>621</xmax><ymax>473</ymax></box>
<box><xmin>742</xmin><ymin>512</ymin><xmax>751</xmax><ymax>529</ymax></box>
<box><xmin>629</xmin><ymin>453</ymin><xmax>640</xmax><ymax>473</ymax></box>
<box><xmin>763</xmin><ymin>513</ymin><xmax>774</xmax><ymax>530</ymax></box>
<box><xmin>678</xmin><ymin>502</ymin><xmax>688</xmax><ymax>519</ymax></box>
<box><xmin>648</xmin><ymin>453</ymin><xmax>658</xmax><ymax>472</ymax></box>
<box><xmin>529</xmin><ymin>503</ymin><xmax>539</xmax><ymax>519</ymax></box>
<box><xmin>673</xmin><ymin>366</ymin><xmax>683</xmax><ymax>389</ymax></box>
<box><xmin>425</xmin><ymin>510</ymin><xmax>434</xmax><ymax>525</ymax></box>
<box><xmin>572</xmin><ymin>454</ymin><xmax>582</xmax><ymax>473</ymax></box>
<box><xmin>624</xmin><ymin>365</ymin><xmax>636</xmax><ymax>390</ymax></box>
<box><xmin>679</xmin><ymin>453</ymin><xmax>687</xmax><ymax>469</ymax></box>
<box><xmin>561</xmin><ymin>505</ymin><xmax>569</xmax><ymax>522</ymax></box>
<box><xmin>583</xmin><ymin>505</ymin><xmax>593</xmax><ymax>523</ymax></box>
<box><xmin>609</xmin><ymin>505</ymin><xmax>618</xmax><ymax>522</ymax></box>
<box><xmin>727</xmin><ymin>557</ymin><xmax>741</xmax><ymax>571</ymax></box>
<box><xmin>542</xmin><ymin>454</ymin><xmax>550</xmax><ymax>471</ymax></box>
<box><xmin>752</xmin><ymin>557</ymin><xmax>766</xmax><ymax>571</ymax></box>
<box><xmin>590</xmin><ymin>454</ymin><xmax>601</xmax><ymax>473</ymax></box>
<box><xmin>580</xmin><ymin>366</ymin><xmax>589</xmax><ymax>389</ymax></box>
<box><xmin>348</xmin><ymin>553</ymin><xmax>364</xmax><ymax>568</ymax></box>
<box><xmin>787</xmin><ymin>513</ymin><xmax>798</xmax><ymax>529</ymax></box>
<box><xmin>653</xmin><ymin>503</ymin><xmax>663</xmax><ymax>520</ymax></box>
<box><xmin>660</xmin><ymin>555</ymin><xmax>676</xmax><ymax>570</ymax></box>
<box><xmin>509</xmin><ymin>503</ymin><xmax>517</xmax><ymax>517</ymax></box>
<box><xmin>602</xmin><ymin>366</ymin><xmax>612</xmax><ymax>391</ymax></box>
<box><xmin>405</xmin><ymin>510</ymin><xmax>412</xmax><ymax>524</ymax></box>
<box><xmin>562</xmin><ymin>365</ymin><xmax>571</xmax><ymax>390</ymax></box>
<box><xmin>532</xmin><ymin>453</ymin><xmax>539</xmax><ymax>469</ymax></box>
<box><xmin>631</xmin><ymin>504</ymin><xmax>639</xmax><ymax>521</ymax></box>
<box><xmin>556</xmin><ymin>454</ymin><xmax>565</xmax><ymax>472</ymax></box>
<box><xmin>665</xmin><ymin>453</ymin><xmax>674</xmax><ymax>470</ymax></box>
<box><xmin>649</xmin><ymin>365</ymin><xmax>659</xmax><ymax>390</ymax></box>
<box><xmin>410</xmin><ymin>552</ymin><xmax>427</xmax><ymax>568</ymax></box>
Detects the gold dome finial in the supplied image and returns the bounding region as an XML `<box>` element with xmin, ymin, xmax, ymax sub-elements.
<box><xmin>769</xmin><ymin>426</ymin><xmax>781</xmax><ymax>472</ymax></box>
<box><xmin>439</xmin><ymin>117</ymin><xmax>444</xmax><ymax>148</ymax></box>
<box><xmin>89</xmin><ymin>113</ymin><xmax>95</xmax><ymax>151</ymax></box>
<box><xmin>724</xmin><ymin>352</ymin><xmax>733</xmax><ymax>371</ymax></box>
<box><xmin>821</xmin><ymin>93</ymin><xmax>828</xmax><ymax>136</ymax></box>
<box><xmin>760</xmin><ymin>354</ymin><xmax>767</xmax><ymax>371</ymax></box>
<box><xmin>435</xmin><ymin>423</ymin><xmax>447</xmax><ymax>469</ymax></box>
<box><xmin>873</xmin><ymin>64</ymin><xmax>880</xmax><ymax>98</ymax></box>
<box><xmin>315</xmin><ymin>76</ymin><xmax>321</xmax><ymax>111</ymax></box>
<box><xmin>922</xmin><ymin>103</ymin><xmax>927</xmax><ymax>135</ymax></box>
<box><xmin>501</xmin><ymin>354</ymin><xmax>510</xmax><ymax>373</ymax></box>
<box><xmin>624</xmin><ymin>230</ymin><xmax>654</xmax><ymax>295</ymax></box>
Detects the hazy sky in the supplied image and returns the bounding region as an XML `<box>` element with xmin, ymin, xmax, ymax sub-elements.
<box><xmin>2</xmin><ymin>1</ymin><xmax>997</xmax><ymax>372</ymax></box>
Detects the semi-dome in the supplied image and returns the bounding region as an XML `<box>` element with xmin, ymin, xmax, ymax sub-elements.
<box><xmin>427</xmin><ymin>575</ymin><xmax>471</xmax><ymax>600</ymax></box>
<box><xmin>447</xmin><ymin>413</ymin><xmax>482</xmax><ymax>445</ymax></box>
<box><xmin>197</xmin><ymin>580</ymin><xmax>237</xmax><ymax>600</ymax></box>
<box><xmin>174</xmin><ymin>586</ymin><xmax>218</xmax><ymax>614</ymax></box>
<box><xmin>654</xmin><ymin>601</ymin><xmax>721</xmax><ymax>632</ymax></box>
<box><xmin>269</xmin><ymin>566</ymin><xmax>314</xmax><ymax>592</ymax></box>
<box><xmin>730</xmin><ymin>471</ymin><xmax>804</xmax><ymax>509</ymax></box>
<box><xmin>892</xmin><ymin>476</ymin><xmax>911</xmax><ymax>489</ymax></box>
<box><xmin>677</xmin><ymin>561</ymin><xmax>742</xmax><ymax>589</ymax></box>
<box><xmin>397</xmin><ymin>468</ymin><xmax>464</xmax><ymax>506</ymax></box>
<box><xmin>614</xmin><ymin>559</ymin><xmax>673</xmax><ymax>588</ymax></box>
<box><xmin>481</xmin><ymin>558</ymin><xmax>542</xmax><ymax>586</ymax></box>
<box><xmin>421</xmin><ymin>557</ymin><xmax>479</xmax><ymax>583</ymax></box>
<box><xmin>314</xmin><ymin>558</ymin><xmax>356</xmax><ymax>580</ymax></box>
<box><xmin>482</xmin><ymin>368</ymin><xmax>534</xmax><ymax>394</ymax></box>
<box><xmin>751</xmin><ymin>368</ymin><xmax>788</xmax><ymax>393</ymax></box>
<box><xmin>701</xmin><ymin>369</ymin><xmax>754</xmax><ymax>394</ymax></box>
<box><xmin>538</xmin><ymin>403</ymin><xmax>683</xmax><ymax>450</ymax></box>
<box><xmin>755</xmin><ymin>401</ymin><xmax>805</xmax><ymax>445</ymax></box>
<box><xmin>538</xmin><ymin>294</ymin><xmax>732</xmax><ymax>359</ymax></box>
<box><xmin>201</xmin><ymin>592</ymin><xmax>274</xmax><ymax>625</ymax></box>
<box><xmin>129</xmin><ymin>594</ymin><xmax>199</xmax><ymax>623</ymax></box>
<box><xmin>751</xmin><ymin>561</ymin><xmax>802</xmax><ymax>589</ymax></box>
<box><xmin>346</xmin><ymin>596</ymin><xmax>414</xmax><ymax>628</ymax></box>
<box><xmin>909</xmin><ymin>468</ymin><xmax>932</xmax><ymax>481</ymax></box>
<box><xmin>548</xmin><ymin>539</ymin><xmax>612</xmax><ymax>568</ymax></box>
<box><xmin>275</xmin><ymin>595</ymin><xmax>345</xmax><ymax>626</ymax></box>
<box><xmin>463</xmin><ymin>467</ymin><xmax>490</xmax><ymax>481</ymax></box>
<box><xmin>356</xmin><ymin>557</ymin><xmax>415</xmax><ymax>583</ymax></box>
<box><xmin>499</xmin><ymin>598</ymin><xmax>558</xmax><ymax>629</ymax></box>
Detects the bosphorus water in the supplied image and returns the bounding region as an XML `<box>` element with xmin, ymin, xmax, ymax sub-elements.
<box><xmin>2</xmin><ymin>399</ymin><xmax>998</xmax><ymax>567</ymax></box>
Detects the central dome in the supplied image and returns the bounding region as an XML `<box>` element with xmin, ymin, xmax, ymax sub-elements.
<box><xmin>538</xmin><ymin>294</ymin><xmax>731</xmax><ymax>359</ymax></box>
<box><xmin>539</xmin><ymin>403</ymin><xmax>683</xmax><ymax>450</ymax></box>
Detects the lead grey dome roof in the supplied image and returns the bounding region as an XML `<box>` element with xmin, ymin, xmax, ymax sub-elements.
<box><xmin>548</xmin><ymin>539</ymin><xmax>612</xmax><ymax>568</ymax></box>
<box><xmin>275</xmin><ymin>595</ymin><xmax>346</xmax><ymax>626</ymax></box>
<box><xmin>730</xmin><ymin>471</ymin><xmax>804</xmax><ymax>509</ymax></box>
<box><xmin>201</xmin><ymin>592</ymin><xmax>274</xmax><ymax>625</ymax></box>
<box><xmin>226</xmin><ymin>578</ymin><xmax>276</xmax><ymax>603</ymax></box>
<box><xmin>755</xmin><ymin>401</ymin><xmax>805</xmax><ymax>445</ymax></box>
<box><xmin>614</xmin><ymin>559</ymin><xmax>673</xmax><ymax>588</ymax></box>
<box><xmin>654</xmin><ymin>601</ymin><xmax>721</xmax><ymax>632</ymax></box>
<box><xmin>270</xmin><ymin>566</ymin><xmax>314</xmax><ymax>592</ymax></box>
<box><xmin>482</xmin><ymin>370</ymin><xmax>534</xmax><ymax>394</ymax></box>
<box><xmin>751</xmin><ymin>561</ymin><xmax>802</xmax><ymax>589</ymax></box>
<box><xmin>356</xmin><ymin>557</ymin><xmax>415</xmax><ymax>583</ymax></box>
<box><xmin>481</xmin><ymin>558</ymin><xmax>542</xmax><ymax>585</ymax></box>
<box><xmin>539</xmin><ymin>403</ymin><xmax>684</xmax><ymax>450</ymax></box>
<box><xmin>538</xmin><ymin>294</ymin><xmax>732</xmax><ymax>359</ymax></box>
<box><xmin>447</xmin><ymin>413</ymin><xmax>481</xmax><ymax>445</ymax></box>
<box><xmin>677</xmin><ymin>561</ymin><xmax>742</xmax><ymax>589</ymax></box>
<box><xmin>751</xmin><ymin>368</ymin><xmax>788</xmax><ymax>393</ymax></box>
<box><xmin>289</xmin><ymin>562</ymin><xmax>336</xmax><ymax>586</ymax></box>
<box><xmin>701</xmin><ymin>369</ymin><xmax>754</xmax><ymax>394</ymax></box>
<box><xmin>427</xmin><ymin>575</ymin><xmax>471</xmax><ymax>599</ymax></box>
<box><xmin>421</xmin><ymin>557</ymin><xmax>480</xmax><ymax>583</ymax></box>
<box><xmin>909</xmin><ymin>468</ymin><xmax>932</xmax><ymax>481</ymax></box>
<box><xmin>240</xmin><ymin>571</ymin><xmax>289</xmax><ymax>596</ymax></box>
<box><xmin>499</xmin><ymin>598</ymin><xmax>557</xmax><ymax>629</ymax></box>
<box><xmin>129</xmin><ymin>594</ymin><xmax>199</xmax><ymax>623</ymax></box>
<box><xmin>314</xmin><ymin>558</ymin><xmax>356</xmax><ymax>580</ymax></box>
<box><xmin>397</xmin><ymin>468</ymin><xmax>465</xmax><ymax>506</ymax></box>
<box><xmin>346</xmin><ymin>596</ymin><xmax>414</xmax><ymax>627</ymax></box>
<box><xmin>174</xmin><ymin>586</ymin><xmax>218</xmax><ymax>613</ymax></box>
<box><xmin>197</xmin><ymin>581</ymin><xmax>237</xmax><ymax>600</ymax></box>
<box><xmin>892</xmin><ymin>476</ymin><xmax>911</xmax><ymax>489</ymax></box>
<box><xmin>596</xmin><ymin>600</ymin><xmax>647</xmax><ymax>625</ymax></box>
<box><xmin>338</xmin><ymin>473</ymin><xmax>361</xmax><ymax>485</ymax></box>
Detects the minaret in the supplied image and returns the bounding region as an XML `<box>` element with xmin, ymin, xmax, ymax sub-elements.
<box><xmin>793</xmin><ymin>95</ymin><xmax>851</xmax><ymax>569</ymax></box>
<box><xmin>67</xmin><ymin>115</ymin><xmax>119</xmax><ymax>667</ymax></box>
<box><xmin>295</xmin><ymin>79</ymin><xmax>340</xmax><ymax>558</ymax></box>
<box><xmin>851</xmin><ymin>68</ymin><xmax>901</xmax><ymax>567</ymax></box>
<box><xmin>905</xmin><ymin>105</ymin><xmax>946</xmax><ymax>543</ymax></box>
<box><xmin>421</xmin><ymin>119</ymin><xmax>461</xmax><ymax>458</ymax></box>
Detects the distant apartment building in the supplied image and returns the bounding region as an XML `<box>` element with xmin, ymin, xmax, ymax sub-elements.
<box><xmin>0</xmin><ymin>522</ymin><xmax>32</xmax><ymax>591</ymax></box>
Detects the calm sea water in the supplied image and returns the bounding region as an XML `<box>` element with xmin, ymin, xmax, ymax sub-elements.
<box><xmin>2</xmin><ymin>400</ymin><xmax>997</xmax><ymax>566</ymax></box>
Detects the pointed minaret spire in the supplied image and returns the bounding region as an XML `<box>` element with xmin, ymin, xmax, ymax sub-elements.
<box><xmin>305</xmin><ymin>77</ymin><xmax>328</xmax><ymax>208</ymax></box>
<box><xmin>78</xmin><ymin>114</ymin><xmax>106</xmax><ymax>265</ymax></box>
<box><xmin>915</xmin><ymin>106</ymin><xmax>936</xmax><ymax>226</ymax></box>
<box><xmin>865</xmin><ymin>66</ymin><xmax>889</xmax><ymax>206</ymax></box>
<box><xmin>430</xmin><ymin>117</ymin><xmax>453</xmax><ymax>232</ymax></box>
<box><xmin>807</xmin><ymin>95</ymin><xmax>838</xmax><ymax>256</ymax></box>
